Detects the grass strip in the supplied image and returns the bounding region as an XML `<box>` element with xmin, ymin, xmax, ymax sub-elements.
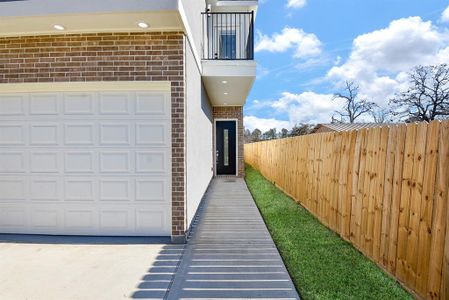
<box><xmin>245</xmin><ymin>164</ymin><xmax>412</xmax><ymax>300</ymax></box>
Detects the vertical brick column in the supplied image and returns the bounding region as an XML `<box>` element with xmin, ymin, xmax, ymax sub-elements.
<box><xmin>170</xmin><ymin>78</ymin><xmax>186</xmax><ymax>243</ymax></box>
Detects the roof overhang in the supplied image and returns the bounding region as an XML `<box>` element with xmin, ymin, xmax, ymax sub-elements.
<box><xmin>208</xmin><ymin>0</ymin><xmax>258</xmax><ymax>14</ymax></box>
<box><xmin>202</xmin><ymin>60</ymin><xmax>256</xmax><ymax>107</ymax></box>
<box><xmin>0</xmin><ymin>0</ymin><xmax>182</xmax><ymax>37</ymax></box>
<box><xmin>0</xmin><ymin>0</ymin><xmax>178</xmax><ymax>17</ymax></box>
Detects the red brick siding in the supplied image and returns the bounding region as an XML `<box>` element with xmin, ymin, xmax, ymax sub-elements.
<box><xmin>0</xmin><ymin>32</ymin><xmax>186</xmax><ymax>239</ymax></box>
<box><xmin>213</xmin><ymin>106</ymin><xmax>244</xmax><ymax>177</ymax></box>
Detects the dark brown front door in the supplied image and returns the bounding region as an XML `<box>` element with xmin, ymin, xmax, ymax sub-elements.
<box><xmin>216</xmin><ymin>121</ymin><xmax>236</xmax><ymax>175</ymax></box>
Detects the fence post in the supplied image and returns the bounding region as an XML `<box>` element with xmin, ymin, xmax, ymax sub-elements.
<box><xmin>427</xmin><ymin>121</ymin><xmax>449</xmax><ymax>299</ymax></box>
<box><xmin>443</xmin><ymin>209</ymin><xmax>449</xmax><ymax>300</ymax></box>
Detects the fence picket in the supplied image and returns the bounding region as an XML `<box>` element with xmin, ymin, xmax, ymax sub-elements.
<box><xmin>380</xmin><ymin>125</ymin><xmax>397</xmax><ymax>269</ymax></box>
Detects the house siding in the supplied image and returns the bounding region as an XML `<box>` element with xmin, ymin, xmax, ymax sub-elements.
<box><xmin>213</xmin><ymin>106</ymin><xmax>244</xmax><ymax>177</ymax></box>
<box><xmin>0</xmin><ymin>32</ymin><xmax>186</xmax><ymax>239</ymax></box>
<box><xmin>179</xmin><ymin>0</ymin><xmax>206</xmax><ymax>60</ymax></box>
<box><xmin>185</xmin><ymin>38</ymin><xmax>213</xmax><ymax>229</ymax></box>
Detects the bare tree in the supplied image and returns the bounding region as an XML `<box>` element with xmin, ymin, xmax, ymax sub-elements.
<box><xmin>333</xmin><ymin>81</ymin><xmax>377</xmax><ymax>123</ymax></box>
<box><xmin>371</xmin><ymin>107</ymin><xmax>392</xmax><ymax>124</ymax></box>
<box><xmin>390</xmin><ymin>64</ymin><xmax>449</xmax><ymax>122</ymax></box>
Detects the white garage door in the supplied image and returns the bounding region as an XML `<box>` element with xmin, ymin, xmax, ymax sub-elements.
<box><xmin>0</xmin><ymin>84</ymin><xmax>171</xmax><ymax>236</ymax></box>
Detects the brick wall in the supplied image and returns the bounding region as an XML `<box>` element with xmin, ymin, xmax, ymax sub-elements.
<box><xmin>0</xmin><ymin>32</ymin><xmax>186</xmax><ymax>240</ymax></box>
<box><xmin>213</xmin><ymin>106</ymin><xmax>244</xmax><ymax>177</ymax></box>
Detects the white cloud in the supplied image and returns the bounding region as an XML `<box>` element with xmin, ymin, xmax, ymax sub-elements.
<box><xmin>327</xmin><ymin>17</ymin><xmax>449</xmax><ymax>105</ymax></box>
<box><xmin>271</xmin><ymin>92</ymin><xmax>343</xmax><ymax>125</ymax></box>
<box><xmin>248</xmin><ymin>16</ymin><xmax>449</xmax><ymax>130</ymax></box>
<box><xmin>255</xmin><ymin>27</ymin><xmax>322</xmax><ymax>58</ymax></box>
<box><xmin>245</xmin><ymin>92</ymin><xmax>343</xmax><ymax>131</ymax></box>
<box><xmin>442</xmin><ymin>6</ymin><xmax>449</xmax><ymax>23</ymax></box>
<box><xmin>287</xmin><ymin>0</ymin><xmax>306</xmax><ymax>9</ymax></box>
<box><xmin>244</xmin><ymin>116</ymin><xmax>290</xmax><ymax>132</ymax></box>
<box><xmin>334</xmin><ymin>56</ymin><xmax>342</xmax><ymax>66</ymax></box>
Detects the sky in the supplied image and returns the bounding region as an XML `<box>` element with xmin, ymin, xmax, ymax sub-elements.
<box><xmin>244</xmin><ymin>0</ymin><xmax>449</xmax><ymax>132</ymax></box>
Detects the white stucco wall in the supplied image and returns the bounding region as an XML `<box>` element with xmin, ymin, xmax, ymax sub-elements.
<box><xmin>179</xmin><ymin>0</ymin><xmax>206</xmax><ymax>63</ymax></box>
<box><xmin>185</xmin><ymin>38</ymin><xmax>213</xmax><ymax>228</ymax></box>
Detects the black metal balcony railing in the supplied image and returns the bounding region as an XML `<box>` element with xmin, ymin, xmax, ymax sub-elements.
<box><xmin>202</xmin><ymin>12</ymin><xmax>254</xmax><ymax>60</ymax></box>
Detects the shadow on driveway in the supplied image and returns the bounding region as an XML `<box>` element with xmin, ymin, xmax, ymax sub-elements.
<box><xmin>0</xmin><ymin>234</ymin><xmax>185</xmax><ymax>300</ymax></box>
<box><xmin>131</xmin><ymin>245</ymin><xmax>185</xmax><ymax>299</ymax></box>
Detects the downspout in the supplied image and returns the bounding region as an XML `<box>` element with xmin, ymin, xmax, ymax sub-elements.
<box><xmin>183</xmin><ymin>34</ymin><xmax>188</xmax><ymax>241</ymax></box>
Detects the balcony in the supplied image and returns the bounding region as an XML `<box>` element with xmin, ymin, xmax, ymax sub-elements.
<box><xmin>202</xmin><ymin>12</ymin><xmax>254</xmax><ymax>60</ymax></box>
<box><xmin>201</xmin><ymin>11</ymin><xmax>257</xmax><ymax>107</ymax></box>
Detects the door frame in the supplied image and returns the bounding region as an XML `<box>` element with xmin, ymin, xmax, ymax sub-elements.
<box><xmin>214</xmin><ymin>118</ymin><xmax>238</xmax><ymax>176</ymax></box>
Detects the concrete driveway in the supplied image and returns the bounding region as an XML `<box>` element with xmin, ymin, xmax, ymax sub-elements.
<box><xmin>0</xmin><ymin>235</ymin><xmax>184</xmax><ymax>300</ymax></box>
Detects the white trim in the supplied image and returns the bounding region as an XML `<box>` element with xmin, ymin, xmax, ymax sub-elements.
<box><xmin>183</xmin><ymin>35</ymin><xmax>188</xmax><ymax>235</ymax></box>
<box><xmin>216</xmin><ymin>1</ymin><xmax>259</xmax><ymax>7</ymax></box>
<box><xmin>0</xmin><ymin>81</ymin><xmax>171</xmax><ymax>93</ymax></box>
<box><xmin>214</xmin><ymin>119</ymin><xmax>238</xmax><ymax>176</ymax></box>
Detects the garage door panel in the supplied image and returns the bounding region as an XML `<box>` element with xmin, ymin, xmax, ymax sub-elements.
<box><xmin>30</xmin><ymin>178</ymin><xmax>62</xmax><ymax>201</ymax></box>
<box><xmin>99</xmin><ymin>93</ymin><xmax>132</xmax><ymax>115</ymax></box>
<box><xmin>64</xmin><ymin>209</ymin><xmax>95</xmax><ymax>230</ymax></box>
<box><xmin>63</xmin><ymin>93</ymin><xmax>96</xmax><ymax>115</ymax></box>
<box><xmin>64</xmin><ymin>178</ymin><xmax>96</xmax><ymax>201</ymax></box>
<box><xmin>30</xmin><ymin>152</ymin><xmax>60</xmax><ymax>173</ymax></box>
<box><xmin>135</xmin><ymin>178</ymin><xmax>170</xmax><ymax>203</ymax></box>
<box><xmin>30</xmin><ymin>123</ymin><xmax>60</xmax><ymax>145</ymax></box>
<box><xmin>99</xmin><ymin>151</ymin><xmax>131</xmax><ymax>173</ymax></box>
<box><xmin>136</xmin><ymin>209</ymin><xmax>169</xmax><ymax>235</ymax></box>
<box><xmin>0</xmin><ymin>89</ymin><xmax>171</xmax><ymax>236</ymax></box>
<box><xmin>64</xmin><ymin>151</ymin><xmax>96</xmax><ymax>173</ymax></box>
<box><xmin>136</xmin><ymin>122</ymin><xmax>169</xmax><ymax>146</ymax></box>
<box><xmin>99</xmin><ymin>179</ymin><xmax>132</xmax><ymax>202</ymax></box>
<box><xmin>0</xmin><ymin>124</ymin><xmax>26</xmax><ymax>145</ymax></box>
<box><xmin>0</xmin><ymin>152</ymin><xmax>26</xmax><ymax>173</ymax></box>
<box><xmin>0</xmin><ymin>207</ymin><xmax>26</xmax><ymax>228</ymax></box>
<box><xmin>135</xmin><ymin>151</ymin><xmax>169</xmax><ymax>173</ymax></box>
<box><xmin>0</xmin><ymin>94</ymin><xmax>26</xmax><ymax>115</ymax></box>
<box><xmin>31</xmin><ymin>208</ymin><xmax>60</xmax><ymax>229</ymax></box>
<box><xmin>99</xmin><ymin>123</ymin><xmax>131</xmax><ymax>145</ymax></box>
<box><xmin>64</xmin><ymin>123</ymin><xmax>95</xmax><ymax>145</ymax></box>
<box><xmin>99</xmin><ymin>209</ymin><xmax>131</xmax><ymax>231</ymax></box>
<box><xmin>135</xmin><ymin>92</ymin><xmax>170</xmax><ymax>117</ymax></box>
<box><xmin>30</xmin><ymin>94</ymin><xmax>59</xmax><ymax>115</ymax></box>
<box><xmin>0</xmin><ymin>178</ymin><xmax>27</xmax><ymax>200</ymax></box>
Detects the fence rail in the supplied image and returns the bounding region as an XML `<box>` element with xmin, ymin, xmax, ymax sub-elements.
<box><xmin>244</xmin><ymin>121</ymin><xmax>449</xmax><ymax>300</ymax></box>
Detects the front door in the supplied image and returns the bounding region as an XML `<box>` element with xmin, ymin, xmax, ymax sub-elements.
<box><xmin>216</xmin><ymin>121</ymin><xmax>237</xmax><ymax>175</ymax></box>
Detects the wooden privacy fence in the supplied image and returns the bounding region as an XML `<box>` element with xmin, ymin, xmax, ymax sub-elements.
<box><xmin>244</xmin><ymin>121</ymin><xmax>449</xmax><ymax>300</ymax></box>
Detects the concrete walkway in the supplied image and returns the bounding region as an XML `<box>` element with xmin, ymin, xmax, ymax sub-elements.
<box><xmin>167</xmin><ymin>178</ymin><xmax>300</xmax><ymax>299</ymax></box>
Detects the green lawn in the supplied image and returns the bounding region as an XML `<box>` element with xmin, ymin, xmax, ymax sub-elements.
<box><xmin>245</xmin><ymin>164</ymin><xmax>412</xmax><ymax>300</ymax></box>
